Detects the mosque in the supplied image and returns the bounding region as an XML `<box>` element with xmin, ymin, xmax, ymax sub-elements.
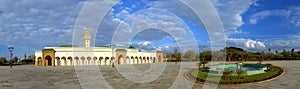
<box><xmin>34</xmin><ymin>28</ymin><xmax>164</xmax><ymax>66</ymax></box>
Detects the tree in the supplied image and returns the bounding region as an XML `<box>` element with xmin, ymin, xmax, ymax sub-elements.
<box><xmin>13</xmin><ymin>56</ymin><xmax>19</xmax><ymax>63</ymax></box>
<box><xmin>201</xmin><ymin>61</ymin><xmax>208</xmax><ymax>68</ymax></box>
<box><xmin>225</xmin><ymin>47</ymin><xmax>246</xmax><ymax>61</ymax></box>
<box><xmin>0</xmin><ymin>57</ymin><xmax>7</xmax><ymax>64</ymax></box>
<box><xmin>184</xmin><ymin>51</ymin><xmax>195</xmax><ymax>61</ymax></box>
<box><xmin>222</xmin><ymin>69</ymin><xmax>233</xmax><ymax>80</ymax></box>
<box><xmin>291</xmin><ymin>48</ymin><xmax>295</xmax><ymax>60</ymax></box>
<box><xmin>237</xmin><ymin>69</ymin><xmax>246</xmax><ymax>79</ymax></box>
<box><xmin>258</xmin><ymin>58</ymin><xmax>264</xmax><ymax>64</ymax></box>
<box><xmin>282</xmin><ymin>49</ymin><xmax>291</xmax><ymax>60</ymax></box>
<box><xmin>199</xmin><ymin>51</ymin><xmax>211</xmax><ymax>61</ymax></box>
<box><xmin>266</xmin><ymin>63</ymin><xmax>272</xmax><ymax>71</ymax></box>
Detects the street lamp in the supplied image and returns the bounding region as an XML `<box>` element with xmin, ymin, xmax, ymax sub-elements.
<box><xmin>8</xmin><ymin>46</ymin><xmax>14</xmax><ymax>68</ymax></box>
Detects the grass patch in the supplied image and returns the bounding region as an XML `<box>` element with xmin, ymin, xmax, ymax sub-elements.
<box><xmin>190</xmin><ymin>66</ymin><xmax>284</xmax><ymax>84</ymax></box>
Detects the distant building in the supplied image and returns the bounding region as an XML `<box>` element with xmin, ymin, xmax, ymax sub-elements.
<box><xmin>35</xmin><ymin>28</ymin><xmax>164</xmax><ymax>66</ymax></box>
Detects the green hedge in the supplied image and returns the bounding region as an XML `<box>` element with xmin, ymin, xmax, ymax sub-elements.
<box><xmin>191</xmin><ymin>65</ymin><xmax>284</xmax><ymax>84</ymax></box>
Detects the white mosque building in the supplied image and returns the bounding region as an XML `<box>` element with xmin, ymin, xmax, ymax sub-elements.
<box><xmin>35</xmin><ymin>28</ymin><xmax>164</xmax><ymax>66</ymax></box>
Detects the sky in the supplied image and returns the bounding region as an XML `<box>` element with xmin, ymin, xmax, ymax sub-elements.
<box><xmin>0</xmin><ymin>0</ymin><xmax>300</xmax><ymax>59</ymax></box>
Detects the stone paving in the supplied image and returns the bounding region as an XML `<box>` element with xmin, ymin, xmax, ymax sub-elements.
<box><xmin>0</xmin><ymin>61</ymin><xmax>300</xmax><ymax>89</ymax></box>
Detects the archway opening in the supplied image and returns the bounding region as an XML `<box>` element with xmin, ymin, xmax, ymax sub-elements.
<box><xmin>45</xmin><ymin>55</ymin><xmax>52</xmax><ymax>66</ymax></box>
<box><xmin>38</xmin><ymin>57</ymin><xmax>42</xmax><ymax>66</ymax></box>
<box><xmin>56</xmin><ymin>57</ymin><xmax>60</xmax><ymax>66</ymax></box>
<box><xmin>74</xmin><ymin>57</ymin><xmax>79</xmax><ymax>66</ymax></box>
<box><xmin>68</xmin><ymin>57</ymin><xmax>73</xmax><ymax>66</ymax></box>
<box><xmin>118</xmin><ymin>55</ymin><xmax>124</xmax><ymax>64</ymax></box>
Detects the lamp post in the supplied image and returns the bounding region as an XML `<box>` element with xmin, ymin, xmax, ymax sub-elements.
<box><xmin>8</xmin><ymin>46</ymin><xmax>14</xmax><ymax>68</ymax></box>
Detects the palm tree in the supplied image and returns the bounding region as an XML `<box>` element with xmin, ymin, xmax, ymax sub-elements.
<box><xmin>201</xmin><ymin>61</ymin><xmax>208</xmax><ymax>69</ymax></box>
<box><xmin>237</xmin><ymin>69</ymin><xmax>246</xmax><ymax>79</ymax></box>
<box><xmin>266</xmin><ymin>63</ymin><xmax>272</xmax><ymax>71</ymax></box>
<box><xmin>291</xmin><ymin>48</ymin><xmax>295</xmax><ymax>60</ymax></box>
<box><xmin>222</xmin><ymin>69</ymin><xmax>233</xmax><ymax>80</ymax></box>
<box><xmin>282</xmin><ymin>49</ymin><xmax>291</xmax><ymax>60</ymax></box>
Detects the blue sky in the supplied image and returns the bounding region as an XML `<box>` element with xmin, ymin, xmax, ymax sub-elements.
<box><xmin>0</xmin><ymin>0</ymin><xmax>300</xmax><ymax>59</ymax></box>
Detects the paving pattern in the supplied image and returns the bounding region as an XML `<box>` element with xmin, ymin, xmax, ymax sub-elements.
<box><xmin>0</xmin><ymin>61</ymin><xmax>300</xmax><ymax>89</ymax></box>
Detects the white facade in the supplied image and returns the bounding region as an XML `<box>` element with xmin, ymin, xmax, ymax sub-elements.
<box><xmin>35</xmin><ymin>47</ymin><xmax>163</xmax><ymax>66</ymax></box>
<box><xmin>34</xmin><ymin>28</ymin><xmax>164</xmax><ymax>66</ymax></box>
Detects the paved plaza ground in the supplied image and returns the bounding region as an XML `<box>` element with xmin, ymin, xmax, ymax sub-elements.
<box><xmin>0</xmin><ymin>61</ymin><xmax>300</xmax><ymax>89</ymax></box>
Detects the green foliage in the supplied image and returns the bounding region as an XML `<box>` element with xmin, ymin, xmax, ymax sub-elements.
<box><xmin>168</xmin><ymin>47</ymin><xmax>300</xmax><ymax>62</ymax></box>
<box><xmin>21</xmin><ymin>59</ymin><xmax>34</xmax><ymax>64</ymax></box>
<box><xmin>222</xmin><ymin>69</ymin><xmax>233</xmax><ymax>80</ymax></box>
<box><xmin>13</xmin><ymin>56</ymin><xmax>19</xmax><ymax>63</ymax></box>
<box><xmin>0</xmin><ymin>57</ymin><xmax>7</xmax><ymax>64</ymax></box>
<box><xmin>191</xmin><ymin>65</ymin><xmax>283</xmax><ymax>84</ymax></box>
<box><xmin>236</xmin><ymin>69</ymin><xmax>246</xmax><ymax>79</ymax></box>
<box><xmin>281</xmin><ymin>50</ymin><xmax>291</xmax><ymax>60</ymax></box>
<box><xmin>201</xmin><ymin>61</ymin><xmax>208</xmax><ymax>68</ymax></box>
<box><xmin>59</xmin><ymin>45</ymin><xmax>78</xmax><ymax>47</ymax></box>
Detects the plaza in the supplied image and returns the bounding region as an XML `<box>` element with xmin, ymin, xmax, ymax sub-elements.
<box><xmin>1</xmin><ymin>61</ymin><xmax>300</xmax><ymax>89</ymax></box>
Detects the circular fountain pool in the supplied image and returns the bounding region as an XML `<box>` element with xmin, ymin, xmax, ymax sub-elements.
<box><xmin>204</xmin><ymin>63</ymin><xmax>267</xmax><ymax>75</ymax></box>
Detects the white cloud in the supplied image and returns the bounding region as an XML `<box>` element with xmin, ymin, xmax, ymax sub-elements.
<box><xmin>227</xmin><ymin>38</ymin><xmax>266</xmax><ymax>50</ymax></box>
<box><xmin>250</xmin><ymin>5</ymin><xmax>300</xmax><ymax>26</ymax></box>
<box><xmin>249</xmin><ymin>19</ymin><xmax>257</xmax><ymax>24</ymax></box>
<box><xmin>0</xmin><ymin>0</ymin><xmax>85</xmax><ymax>49</ymax></box>
<box><xmin>212</xmin><ymin>0</ymin><xmax>256</xmax><ymax>31</ymax></box>
<box><xmin>130</xmin><ymin>41</ymin><xmax>155</xmax><ymax>51</ymax></box>
<box><xmin>267</xmin><ymin>32</ymin><xmax>300</xmax><ymax>51</ymax></box>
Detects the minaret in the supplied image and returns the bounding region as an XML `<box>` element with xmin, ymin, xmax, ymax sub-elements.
<box><xmin>83</xmin><ymin>28</ymin><xmax>91</xmax><ymax>48</ymax></box>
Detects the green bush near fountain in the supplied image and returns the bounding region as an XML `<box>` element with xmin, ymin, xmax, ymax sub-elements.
<box><xmin>188</xmin><ymin>63</ymin><xmax>284</xmax><ymax>84</ymax></box>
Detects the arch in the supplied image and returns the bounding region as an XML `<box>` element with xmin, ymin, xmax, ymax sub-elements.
<box><xmin>67</xmin><ymin>57</ymin><xmax>72</xmax><ymax>66</ymax></box>
<box><xmin>158</xmin><ymin>55</ymin><xmax>162</xmax><ymax>62</ymax></box>
<box><xmin>81</xmin><ymin>56</ymin><xmax>85</xmax><ymax>65</ymax></box>
<box><xmin>99</xmin><ymin>57</ymin><xmax>104</xmax><ymax>65</ymax></box>
<box><xmin>130</xmin><ymin>56</ymin><xmax>134</xmax><ymax>64</ymax></box>
<box><xmin>38</xmin><ymin>57</ymin><xmax>42</xmax><ymax>66</ymax></box>
<box><xmin>61</xmin><ymin>57</ymin><xmax>67</xmax><ymax>66</ymax></box>
<box><xmin>93</xmin><ymin>57</ymin><xmax>97</xmax><ymax>65</ymax></box>
<box><xmin>55</xmin><ymin>57</ymin><xmax>61</xmax><ymax>66</ymax></box>
<box><xmin>117</xmin><ymin>55</ymin><xmax>124</xmax><ymax>64</ymax></box>
<box><xmin>74</xmin><ymin>57</ymin><xmax>79</xmax><ymax>66</ymax></box>
<box><xmin>135</xmin><ymin>56</ymin><xmax>139</xmax><ymax>64</ymax></box>
<box><xmin>143</xmin><ymin>57</ymin><xmax>146</xmax><ymax>64</ymax></box>
<box><xmin>126</xmin><ymin>56</ymin><xmax>130</xmax><ymax>64</ymax></box>
<box><xmin>147</xmin><ymin>57</ymin><xmax>149</xmax><ymax>63</ymax></box>
<box><xmin>87</xmin><ymin>56</ymin><xmax>91</xmax><ymax>65</ymax></box>
<box><xmin>45</xmin><ymin>55</ymin><xmax>52</xmax><ymax>66</ymax></box>
<box><xmin>105</xmin><ymin>57</ymin><xmax>109</xmax><ymax>65</ymax></box>
<box><xmin>139</xmin><ymin>56</ymin><xmax>142</xmax><ymax>64</ymax></box>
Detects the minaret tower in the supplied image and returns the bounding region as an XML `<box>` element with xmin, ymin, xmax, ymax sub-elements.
<box><xmin>83</xmin><ymin>28</ymin><xmax>91</xmax><ymax>48</ymax></box>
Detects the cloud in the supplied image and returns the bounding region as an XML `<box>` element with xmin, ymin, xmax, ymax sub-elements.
<box><xmin>227</xmin><ymin>38</ymin><xmax>266</xmax><ymax>50</ymax></box>
<box><xmin>146</xmin><ymin>0</ymin><xmax>256</xmax><ymax>33</ymax></box>
<box><xmin>250</xmin><ymin>5</ymin><xmax>300</xmax><ymax>26</ymax></box>
<box><xmin>0</xmin><ymin>0</ymin><xmax>85</xmax><ymax>49</ymax></box>
<box><xmin>267</xmin><ymin>32</ymin><xmax>300</xmax><ymax>51</ymax></box>
<box><xmin>212</xmin><ymin>0</ymin><xmax>256</xmax><ymax>31</ymax></box>
<box><xmin>249</xmin><ymin>19</ymin><xmax>257</xmax><ymax>24</ymax></box>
